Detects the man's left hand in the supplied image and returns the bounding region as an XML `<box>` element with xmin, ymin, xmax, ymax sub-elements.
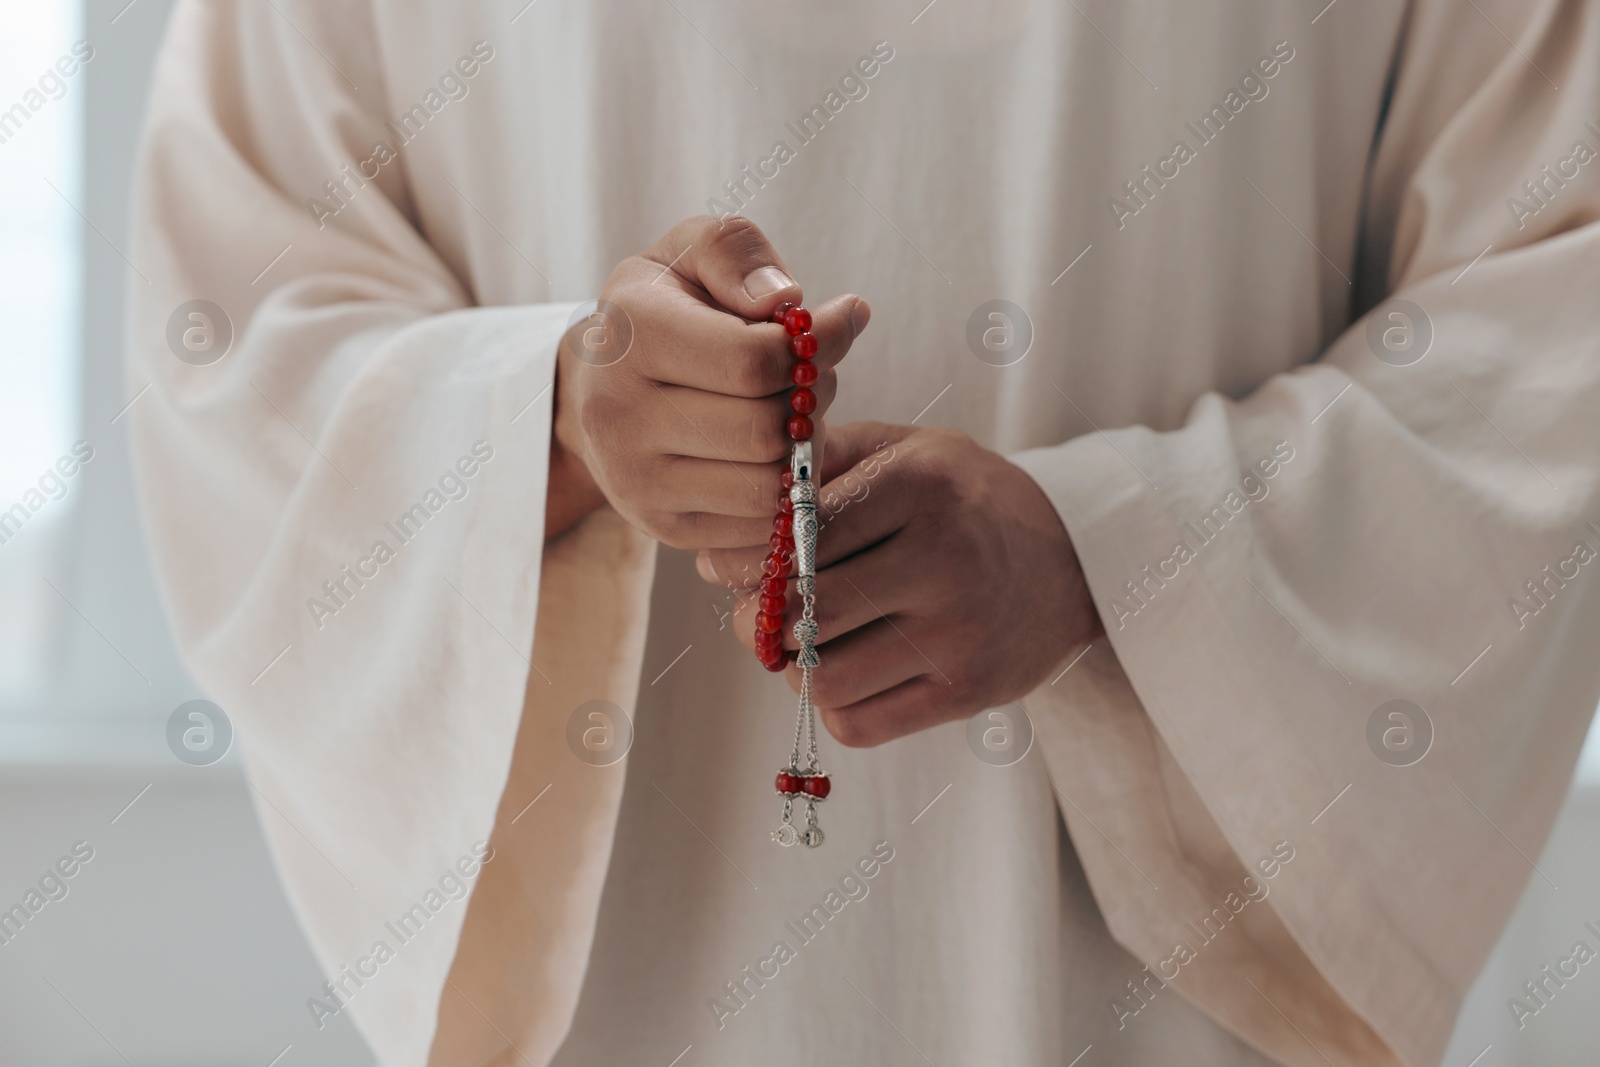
<box><xmin>697</xmin><ymin>421</ymin><xmax>1103</xmax><ymax>747</ymax></box>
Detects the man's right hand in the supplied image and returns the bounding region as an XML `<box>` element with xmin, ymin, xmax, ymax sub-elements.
<box><xmin>548</xmin><ymin>216</ymin><xmax>870</xmax><ymax>547</ymax></box>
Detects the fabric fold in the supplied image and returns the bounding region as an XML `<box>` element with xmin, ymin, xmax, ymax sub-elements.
<box><xmin>124</xmin><ymin>3</ymin><xmax>642</xmax><ymax>1062</ymax></box>
<box><xmin>1015</xmin><ymin>1</ymin><xmax>1600</xmax><ymax>1062</ymax></box>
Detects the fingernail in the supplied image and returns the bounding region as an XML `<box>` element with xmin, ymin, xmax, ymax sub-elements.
<box><xmin>696</xmin><ymin>552</ymin><xmax>719</xmax><ymax>583</ymax></box>
<box><xmin>744</xmin><ymin>266</ymin><xmax>797</xmax><ymax>301</ymax></box>
<box><xmin>850</xmin><ymin>297</ymin><xmax>872</xmax><ymax>337</ymax></box>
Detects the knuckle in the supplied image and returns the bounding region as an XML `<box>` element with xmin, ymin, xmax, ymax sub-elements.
<box><xmin>813</xmin><ymin>368</ymin><xmax>838</xmax><ymax>405</ymax></box>
<box><xmin>659</xmin><ymin>217</ymin><xmax>716</xmax><ymax>257</ymax></box>
<box><xmin>749</xmin><ymin>469</ymin><xmax>785</xmax><ymax>515</ymax></box>
<box><xmin>577</xmin><ymin>394</ymin><xmax>626</xmax><ymax>453</ymax></box>
<box><xmin>608</xmin><ymin>460</ymin><xmax>653</xmax><ymax>506</ymax></box>
<box><xmin>822</xmin><ymin>709</ymin><xmax>880</xmax><ymax>749</ymax></box>
<box><xmin>745</xmin><ymin>410</ymin><xmax>789</xmax><ymax>463</ymax></box>
<box><xmin>941</xmin><ymin>646</ymin><xmax>986</xmax><ymax>706</ymax></box>
<box><xmin>905</xmin><ymin>439</ymin><xmax>961</xmax><ymax>496</ymax></box>
<box><xmin>702</xmin><ymin>214</ymin><xmax>767</xmax><ymax>259</ymax></box>
<box><xmin>725</xmin><ymin>353</ymin><xmax>776</xmax><ymax>397</ymax></box>
<box><xmin>633</xmin><ymin>507</ymin><xmax>673</xmax><ymax>543</ymax></box>
<box><xmin>810</xmin><ymin>673</ymin><xmax>845</xmax><ymax>708</ymax></box>
<box><xmin>944</xmin><ymin>668</ymin><xmax>978</xmax><ymax>707</ymax></box>
<box><xmin>657</xmin><ymin>512</ymin><xmax>701</xmax><ymax>550</ymax></box>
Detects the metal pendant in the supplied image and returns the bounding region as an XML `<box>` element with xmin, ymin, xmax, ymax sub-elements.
<box><xmin>773</xmin><ymin>441</ymin><xmax>829</xmax><ymax>847</ymax></box>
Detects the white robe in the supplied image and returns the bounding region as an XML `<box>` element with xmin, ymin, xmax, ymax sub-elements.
<box><xmin>126</xmin><ymin>1</ymin><xmax>1600</xmax><ymax>1065</ymax></box>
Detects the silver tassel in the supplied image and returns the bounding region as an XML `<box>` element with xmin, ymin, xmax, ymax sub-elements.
<box><xmin>773</xmin><ymin>441</ymin><xmax>827</xmax><ymax>847</ymax></box>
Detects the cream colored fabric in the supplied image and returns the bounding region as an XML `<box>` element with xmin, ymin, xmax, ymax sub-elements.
<box><xmin>126</xmin><ymin>1</ymin><xmax>1600</xmax><ymax>1065</ymax></box>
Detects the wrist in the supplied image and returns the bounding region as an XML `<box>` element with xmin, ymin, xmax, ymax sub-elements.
<box><xmin>545</xmin><ymin>332</ymin><xmax>608</xmax><ymax>539</ymax></box>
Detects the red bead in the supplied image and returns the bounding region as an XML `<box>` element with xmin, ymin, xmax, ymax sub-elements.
<box><xmin>780</xmin><ymin>469</ymin><xmax>794</xmax><ymax>490</ymax></box>
<box><xmin>769</xmin><ymin>531</ymin><xmax>795</xmax><ymax>554</ymax></box>
<box><xmin>792</xmin><ymin>362</ymin><xmax>819</xmax><ymax>387</ymax></box>
<box><xmin>755</xmin><ymin>628</ymin><xmax>783</xmax><ymax>651</ymax></box>
<box><xmin>777</xmin><ymin>496</ymin><xmax>794</xmax><ymax>517</ymax></box>
<box><xmin>775</xmin><ymin>771</ymin><xmax>801</xmax><ymax>794</ymax></box>
<box><xmin>762</xmin><ymin>654</ymin><xmax>788</xmax><ymax>673</ymax></box>
<box><xmin>761</xmin><ymin>576</ymin><xmax>786</xmax><ymax>597</ymax></box>
<box><xmin>789</xmin><ymin>388</ymin><xmax>817</xmax><ymax>415</ymax></box>
<box><xmin>787</xmin><ymin>414</ymin><xmax>814</xmax><ymax>440</ymax></box>
<box><xmin>791</xmin><ymin>333</ymin><xmax>818</xmax><ymax>359</ymax></box>
<box><xmin>762</xmin><ymin>553</ymin><xmax>785</xmax><ymax>578</ymax></box>
<box><xmin>773</xmin><ymin>302</ymin><xmax>796</xmax><ymax>325</ymax></box>
<box><xmin>783</xmin><ymin>307</ymin><xmax>812</xmax><ymax>335</ymax></box>
<box><xmin>756</xmin><ymin>611</ymin><xmax>782</xmax><ymax>634</ymax></box>
<box><xmin>773</xmin><ymin>513</ymin><xmax>793</xmax><ymax>538</ymax></box>
<box><xmin>759</xmin><ymin>593</ymin><xmax>787</xmax><ymax>614</ymax></box>
<box><xmin>801</xmin><ymin>774</ymin><xmax>831</xmax><ymax>799</ymax></box>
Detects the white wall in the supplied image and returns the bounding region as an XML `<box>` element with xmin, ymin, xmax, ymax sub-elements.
<box><xmin>0</xmin><ymin>762</ymin><xmax>374</xmax><ymax>1066</ymax></box>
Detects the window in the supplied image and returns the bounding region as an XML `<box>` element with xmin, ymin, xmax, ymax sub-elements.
<box><xmin>0</xmin><ymin>0</ymin><xmax>187</xmax><ymax>758</ymax></box>
<box><xmin>0</xmin><ymin>0</ymin><xmax>84</xmax><ymax>706</ymax></box>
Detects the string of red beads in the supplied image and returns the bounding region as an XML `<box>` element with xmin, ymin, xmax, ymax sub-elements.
<box><xmin>753</xmin><ymin>302</ymin><xmax>816</xmax><ymax>672</ymax></box>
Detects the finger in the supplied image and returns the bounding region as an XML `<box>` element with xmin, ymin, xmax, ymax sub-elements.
<box><xmin>805</xmin><ymin>619</ymin><xmax>932</xmax><ymax>710</ymax></box>
<box><xmin>652</xmin><ymin>372</ymin><xmax>838</xmax><ymax>463</ymax></box>
<box><xmin>726</xmin><ymin>527</ymin><xmax>924</xmax><ymax>652</ymax></box>
<box><xmin>639</xmin><ymin>456</ymin><xmax>787</xmax><ymax>520</ymax></box>
<box><xmin>806</xmin><ymin>295</ymin><xmax>870</xmax><ymax>376</ymax></box>
<box><xmin>693</xmin><ymin>417</ymin><xmax>904</xmax><ymax>587</ymax></box>
<box><xmin>605</xmin><ymin>266</ymin><xmax>786</xmax><ymax>394</ymax></box>
<box><xmin>645</xmin><ymin>215</ymin><xmax>804</xmax><ymax>321</ymax></box>
<box><xmin>702</xmin><ymin>541</ymin><xmax>774</xmax><ymax>591</ymax></box>
<box><xmin>777</xmin><ymin>541</ymin><xmax>917</xmax><ymax>648</ymax></box>
<box><xmin>811</xmin><ymin>447</ymin><xmax>916</xmax><ymax>565</ymax></box>
<box><xmin>818</xmin><ymin>420</ymin><xmax>911</xmax><ymax>483</ymax></box>
<box><xmin>631</xmin><ymin>291</ymin><xmax>864</xmax><ymax>399</ymax></box>
<box><xmin>821</xmin><ymin>676</ymin><xmax>960</xmax><ymax>748</ymax></box>
<box><xmin>651</xmin><ymin>510</ymin><xmax>777</xmax><ymax>551</ymax></box>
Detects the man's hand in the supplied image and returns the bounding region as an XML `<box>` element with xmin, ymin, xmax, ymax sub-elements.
<box><xmin>546</xmin><ymin>216</ymin><xmax>869</xmax><ymax>544</ymax></box>
<box><xmin>697</xmin><ymin>422</ymin><xmax>1103</xmax><ymax>747</ymax></box>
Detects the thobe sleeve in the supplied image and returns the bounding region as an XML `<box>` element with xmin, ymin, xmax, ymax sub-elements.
<box><xmin>125</xmin><ymin>4</ymin><xmax>652</xmax><ymax>1065</ymax></box>
<box><xmin>1012</xmin><ymin>1</ymin><xmax>1600</xmax><ymax>1064</ymax></box>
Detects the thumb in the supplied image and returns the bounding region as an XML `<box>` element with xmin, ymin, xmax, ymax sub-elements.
<box><xmin>649</xmin><ymin>215</ymin><xmax>804</xmax><ymax>321</ymax></box>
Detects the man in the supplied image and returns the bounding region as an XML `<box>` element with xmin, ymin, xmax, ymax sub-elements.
<box><xmin>126</xmin><ymin>1</ymin><xmax>1600</xmax><ymax>1064</ymax></box>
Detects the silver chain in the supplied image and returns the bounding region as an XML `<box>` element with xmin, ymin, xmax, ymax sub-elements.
<box><xmin>774</xmin><ymin>440</ymin><xmax>825</xmax><ymax>848</ymax></box>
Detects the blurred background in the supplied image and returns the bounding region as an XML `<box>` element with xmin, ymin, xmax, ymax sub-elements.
<box><xmin>0</xmin><ymin>2</ymin><xmax>1596</xmax><ymax>1063</ymax></box>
